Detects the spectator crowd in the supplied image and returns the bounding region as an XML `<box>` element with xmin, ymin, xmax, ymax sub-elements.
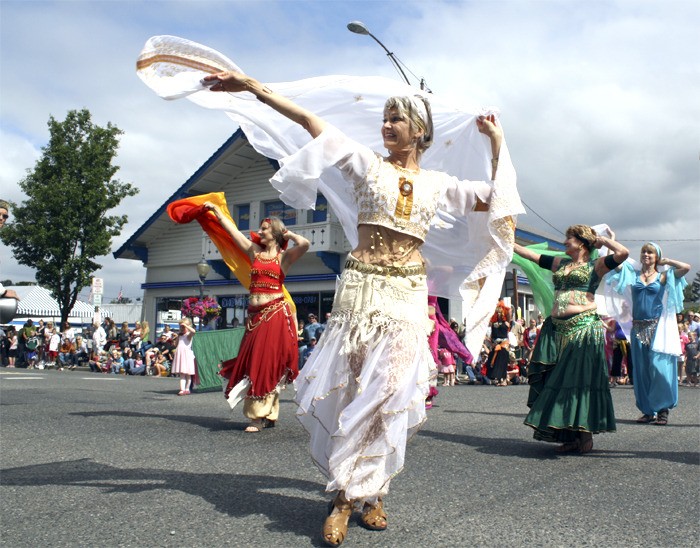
<box><xmin>0</xmin><ymin>317</ymin><xmax>183</xmax><ymax>378</ymax></box>
<box><xmin>3</xmin><ymin>308</ymin><xmax>699</xmax><ymax>388</ymax></box>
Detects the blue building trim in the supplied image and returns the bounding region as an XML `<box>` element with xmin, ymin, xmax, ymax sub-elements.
<box><xmin>515</xmin><ymin>228</ymin><xmax>564</xmax><ymax>250</ymax></box>
<box><xmin>316</xmin><ymin>251</ymin><xmax>341</xmax><ymax>274</ymax></box>
<box><xmin>132</xmin><ymin>245</ymin><xmax>148</xmax><ymax>263</ymax></box>
<box><xmin>209</xmin><ymin>259</ymin><xmax>231</xmax><ymax>280</ymax></box>
<box><xmin>141</xmin><ymin>271</ymin><xmax>338</xmax><ymax>290</ymax></box>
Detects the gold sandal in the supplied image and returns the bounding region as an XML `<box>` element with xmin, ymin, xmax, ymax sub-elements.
<box><xmin>360</xmin><ymin>499</ymin><xmax>387</xmax><ymax>531</ymax></box>
<box><xmin>322</xmin><ymin>494</ymin><xmax>353</xmax><ymax>546</ymax></box>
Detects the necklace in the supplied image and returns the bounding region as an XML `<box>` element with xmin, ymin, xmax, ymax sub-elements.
<box><xmin>641</xmin><ymin>269</ymin><xmax>657</xmax><ymax>282</ymax></box>
<box><xmin>257</xmin><ymin>251</ymin><xmax>278</xmax><ymax>263</ymax></box>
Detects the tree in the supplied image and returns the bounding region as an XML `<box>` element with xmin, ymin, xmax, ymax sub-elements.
<box><xmin>0</xmin><ymin>109</ymin><xmax>138</xmax><ymax>326</ymax></box>
<box><xmin>684</xmin><ymin>271</ymin><xmax>700</xmax><ymax>303</ymax></box>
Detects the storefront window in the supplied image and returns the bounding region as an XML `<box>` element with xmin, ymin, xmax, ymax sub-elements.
<box><xmin>219</xmin><ymin>295</ymin><xmax>249</xmax><ymax>328</ymax></box>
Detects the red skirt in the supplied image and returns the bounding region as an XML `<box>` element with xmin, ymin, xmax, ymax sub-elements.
<box><xmin>220</xmin><ymin>297</ymin><xmax>299</xmax><ymax>399</ymax></box>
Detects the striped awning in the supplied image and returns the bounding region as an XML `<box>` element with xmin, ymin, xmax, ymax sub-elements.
<box><xmin>71</xmin><ymin>299</ymin><xmax>97</xmax><ymax>317</ymax></box>
<box><xmin>8</xmin><ymin>285</ymin><xmax>94</xmax><ymax>318</ymax></box>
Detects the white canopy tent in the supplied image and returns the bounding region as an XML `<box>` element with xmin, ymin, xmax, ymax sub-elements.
<box><xmin>4</xmin><ymin>285</ymin><xmax>94</xmax><ymax>327</ymax></box>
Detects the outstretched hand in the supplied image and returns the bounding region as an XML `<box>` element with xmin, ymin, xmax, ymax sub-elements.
<box><xmin>202</xmin><ymin>201</ymin><xmax>221</xmax><ymax>216</ymax></box>
<box><xmin>476</xmin><ymin>114</ymin><xmax>502</xmax><ymax>141</ymax></box>
<box><xmin>202</xmin><ymin>71</ymin><xmax>249</xmax><ymax>93</ymax></box>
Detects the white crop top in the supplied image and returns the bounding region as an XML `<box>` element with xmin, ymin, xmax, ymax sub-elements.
<box><xmin>334</xmin><ymin>129</ymin><xmax>493</xmax><ymax>243</ymax></box>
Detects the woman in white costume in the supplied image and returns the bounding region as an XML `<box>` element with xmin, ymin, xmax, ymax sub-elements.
<box><xmin>203</xmin><ymin>70</ymin><xmax>504</xmax><ymax>545</ymax></box>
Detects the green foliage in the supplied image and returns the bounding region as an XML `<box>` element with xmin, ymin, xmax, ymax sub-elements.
<box><xmin>689</xmin><ymin>272</ymin><xmax>700</xmax><ymax>303</ymax></box>
<box><xmin>0</xmin><ymin>109</ymin><xmax>138</xmax><ymax>325</ymax></box>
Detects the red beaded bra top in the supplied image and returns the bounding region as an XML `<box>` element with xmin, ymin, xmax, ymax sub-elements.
<box><xmin>250</xmin><ymin>253</ymin><xmax>285</xmax><ymax>294</ymax></box>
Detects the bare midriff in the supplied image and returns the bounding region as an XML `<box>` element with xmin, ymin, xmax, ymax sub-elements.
<box><xmin>350</xmin><ymin>224</ymin><xmax>424</xmax><ymax>267</ymax></box>
<box><xmin>249</xmin><ymin>292</ymin><xmax>285</xmax><ymax>307</ymax></box>
<box><xmin>551</xmin><ymin>290</ymin><xmax>597</xmax><ymax>319</ymax></box>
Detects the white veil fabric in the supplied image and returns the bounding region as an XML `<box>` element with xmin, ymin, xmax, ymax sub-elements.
<box><xmin>136</xmin><ymin>35</ymin><xmax>525</xmax><ymax>354</ymax></box>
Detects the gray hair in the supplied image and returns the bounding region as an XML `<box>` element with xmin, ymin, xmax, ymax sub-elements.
<box><xmin>384</xmin><ymin>95</ymin><xmax>434</xmax><ymax>157</ymax></box>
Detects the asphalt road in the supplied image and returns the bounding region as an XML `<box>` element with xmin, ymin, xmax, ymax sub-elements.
<box><xmin>1</xmin><ymin>368</ymin><xmax>698</xmax><ymax>547</ymax></box>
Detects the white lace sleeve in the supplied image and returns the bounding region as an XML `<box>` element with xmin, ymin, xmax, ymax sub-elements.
<box><xmin>270</xmin><ymin>124</ymin><xmax>375</xmax><ymax>209</ymax></box>
<box><xmin>440</xmin><ymin>176</ymin><xmax>493</xmax><ymax>216</ymax></box>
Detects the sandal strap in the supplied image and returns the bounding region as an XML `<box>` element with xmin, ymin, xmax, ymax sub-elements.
<box><xmin>323</xmin><ymin>497</ymin><xmax>353</xmax><ymax>546</ymax></box>
<box><xmin>361</xmin><ymin>500</ymin><xmax>388</xmax><ymax>530</ymax></box>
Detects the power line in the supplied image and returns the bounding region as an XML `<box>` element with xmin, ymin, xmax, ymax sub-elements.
<box><xmin>521</xmin><ymin>200</ymin><xmax>565</xmax><ymax>236</ymax></box>
<box><xmin>617</xmin><ymin>238</ymin><xmax>700</xmax><ymax>242</ymax></box>
<box><xmin>521</xmin><ymin>201</ymin><xmax>700</xmax><ymax>242</ymax></box>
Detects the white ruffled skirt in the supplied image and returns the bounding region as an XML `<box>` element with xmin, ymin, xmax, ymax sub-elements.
<box><xmin>295</xmin><ymin>264</ymin><xmax>436</xmax><ymax>503</ymax></box>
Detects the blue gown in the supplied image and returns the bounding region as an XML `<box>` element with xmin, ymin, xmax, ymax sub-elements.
<box><xmin>630</xmin><ymin>275</ymin><xmax>677</xmax><ymax>416</ymax></box>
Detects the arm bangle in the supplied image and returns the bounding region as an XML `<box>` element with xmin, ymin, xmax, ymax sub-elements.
<box><xmin>538</xmin><ymin>254</ymin><xmax>555</xmax><ymax>270</ymax></box>
<box><xmin>245</xmin><ymin>81</ymin><xmax>273</xmax><ymax>103</ymax></box>
<box><xmin>604</xmin><ymin>254</ymin><xmax>623</xmax><ymax>269</ymax></box>
<box><xmin>256</xmin><ymin>85</ymin><xmax>273</xmax><ymax>104</ymax></box>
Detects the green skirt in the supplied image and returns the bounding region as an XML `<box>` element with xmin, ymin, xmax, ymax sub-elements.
<box><xmin>524</xmin><ymin>310</ymin><xmax>616</xmax><ymax>443</ymax></box>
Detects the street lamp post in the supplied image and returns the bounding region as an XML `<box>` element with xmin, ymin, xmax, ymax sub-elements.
<box><xmin>347</xmin><ymin>20</ymin><xmax>431</xmax><ymax>92</ymax></box>
<box><xmin>195</xmin><ymin>256</ymin><xmax>210</xmax><ymax>330</ymax></box>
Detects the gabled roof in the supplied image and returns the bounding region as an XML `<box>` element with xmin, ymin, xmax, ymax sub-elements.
<box><xmin>114</xmin><ymin>129</ymin><xmax>278</xmax><ymax>262</ymax></box>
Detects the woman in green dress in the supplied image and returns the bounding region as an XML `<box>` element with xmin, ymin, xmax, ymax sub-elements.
<box><xmin>514</xmin><ymin>225</ymin><xmax>628</xmax><ymax>454</ymax></box>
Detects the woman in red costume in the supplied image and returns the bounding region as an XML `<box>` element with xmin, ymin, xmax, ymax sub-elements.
<box><xmin>203</xmin><ymin>203</ymin><xmax>310</xmax><ymax>432</ymax></box>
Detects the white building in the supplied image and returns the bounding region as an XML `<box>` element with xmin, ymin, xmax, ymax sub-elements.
<box><xmin>115</xmin><ymin>130</ymin><xmax>563</xmax><ymax>334</ymax></box>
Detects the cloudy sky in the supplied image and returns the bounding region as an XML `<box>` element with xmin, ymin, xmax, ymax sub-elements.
<box><xmin>1</xmin><ymin>0</ymin><xmax>698</xmax><ymax>302</ymax></box>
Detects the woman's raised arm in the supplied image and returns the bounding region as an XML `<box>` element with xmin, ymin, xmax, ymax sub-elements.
<box><xmin>203</xmin><ymin>201</ymin><xmax>259</xmax><ymax>261</ymax></box>
<box><xmin>203</xmin><ymin>71</ymin><xmax>326</xmax><ymax>138</ymax></box>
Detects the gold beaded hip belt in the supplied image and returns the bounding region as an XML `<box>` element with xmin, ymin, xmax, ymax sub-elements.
<box><xmin>344</xmin><ymin>257</ymin><xmax>426</xmax><ymax>278</ymax></box>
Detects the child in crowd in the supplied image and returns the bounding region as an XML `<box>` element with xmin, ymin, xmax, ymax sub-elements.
<box><xmin>171</xmin><ymin>317</ymin><xmax>196</xmax><ymax>395</ymax></box>
<box><xmin>685</xmin><ymin>332</ymin><xmax>699</xmax><ymax>387</ymax></box>
<box><xmin>150</xmin><ymin>349</ymin><xmax>168</xmax><ymax>376</ymax></box>
<box><xmin>438</xmin><ymin>347</ymin><xmax>456</xmax><ymax>386</ymax></box>
<box><xmin>7</xmin><ymin>327</ymin><xmax>18</xmax><ymax>367</ymax></box>
<box><xmin>89</xmin><ymin>350</ymin><xmax>109</xmax><ymax>373</ymax></box>
<box><xmin>109</xmin><ymin>349</ymin><xmax>125</xmax><ymax>374</ymax></box>
<box><xmin>506</xmin><ymin>352</ymin><xmax>522</xmax><ymax>385</ymax></box>
<box><xmin>129</xmin><ymin>355</ymin><xmax>146</xmax><ymax>375</ymax></box>
<box><xmin>47</xmin><ymin>328</ymin><xmax>61</xmax><ymax>368</ymax></box>
<box><xmin>25</xmin><ymin>344</ymin><xmax>38</xmax><ymax>370</ymax></box>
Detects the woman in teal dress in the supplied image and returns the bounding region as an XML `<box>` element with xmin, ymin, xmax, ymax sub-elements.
<box><xmin>514</xmin><ymin>225</ymin><xmax>628</xmax><ymax>454</ymax></box>
<box><xmin>609</xmin><ymin>243</ymin><xmax>689</xmax><ymax>425</ymax></box>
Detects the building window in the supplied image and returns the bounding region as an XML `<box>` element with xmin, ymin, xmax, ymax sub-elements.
<box><xmin>264</xmin><ymin>200</ymin><xmax>296</xmax><ymax>226</ymax></box>
<box><xmin>307</xmin><ymin>194</ymin><xmax>328</xmax><ymax>223</ymax></box>
<box><xmin>235</xmin><ymin>204</ymin><xmax>250</xmax><ymax>230</ymax></box>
